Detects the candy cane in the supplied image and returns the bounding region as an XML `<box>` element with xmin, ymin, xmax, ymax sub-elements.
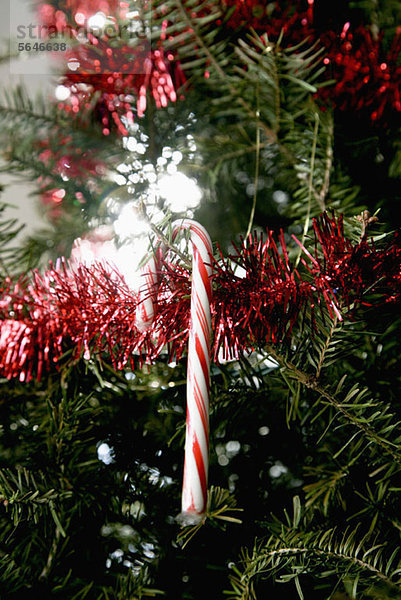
<box><xmin>136</xmin><ymin>220</ymin><xmax>213</xmax><ymax>524</ymax></box>
<box><xmin>135</xmin><ymin>254</ymin><xmax>160</xmax><ymax>333</ymax></box>
<box><xmin>172</xmin><ymin>220</ymin><xmax>213</xmax><ymax>524</ymax></box>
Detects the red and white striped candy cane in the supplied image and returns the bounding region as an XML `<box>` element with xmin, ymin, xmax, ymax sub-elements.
<box><xmin>135</xmin><ymin>254</ymin><xmax>160</xmax><ymax>333</ymax></box>
<box><xmin>135</xmin><ymin>243</ymin><xmax>166</xmax><ymax>333</ymax></box>
<box><xmin>135</xmin><ymin>220</ymin><xmax>213</xmax><ymax>523</ymax></box>
<box><xmin>172</xmin><ymin>220</ymin><xmax>213</xmax><ymax>524</ymax></box>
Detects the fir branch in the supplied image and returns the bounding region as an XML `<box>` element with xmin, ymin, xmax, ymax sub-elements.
<box><xmin>295</xmin><ymin>112</ymin><xmax>319</xmax><ymax>267</ymax></box>
<box><xmin>0</xmin><ymin>203</ymin><xmax>25</xmax><ymax>275</ymax></box>
<box><xmin>139</xmin><ymin>200</ymin><xmax>192</xmax><ymax>269</ymax></box>
<box><xmin>0</xmin><ymin>86</ymin><xmax>59</xmax><ymax>127</ymax></box>
<box><xmin>177</xmin><ymin>486</ymin><xmax>242</xmax><ymax>544</ymax></box>
<box><xmin>266</xmin><ymin>346</ymin><xmax>401</xmax><ymax>466</ymax></box>
<box><xmin>170</xmin><ymin>1</ymin><xmax>278</xmax><ymax>143</ymax></box>
<box><xmin>39</xmin><ymin>526</ymin><xmax>62</xmax><ymax>581</ymax></box>
<box><xmin>202</xmin><ymin>141</ymin><xmax>270</xmax><ymax>170</ymax></box>
<box><xmin>303</xmin><ymin>462</ymin><xmax>349</xmax><ymax>515</ymax></box>
<box><xmin>0</xmin><ymin>467</ymin><xmax>61</xmax><ymax>525</ymax></box>
<box><xmin>315</xmin><ymin>315</ymin><xmax>339</xmax><ymax>379</ymax></box>
<box><xmin>227</xmin><ymin>503</ymin><xmax>401</xmax><ymax>599</ymax></box>
<box><xmin>319</xmin><ymin>113</ymin><xmax>334</xmax><ymax>210</ymax></box>
<box><xmin>245</xmin><ymin>91</ymin><xmax>261</xmax><ymax>239</ymax></box>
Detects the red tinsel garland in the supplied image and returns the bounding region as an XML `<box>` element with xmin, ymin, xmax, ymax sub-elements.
<box><xmin>1</xmin><ymin>214</ymin><xmax>400</xmax><ymax>382</ymax></box>
<box><xmin>37</xmin><ymin>1</ymin><xmax>184</xmax><ymax>133</ymax></box>
<box><xmin>60</xmin><ymin>39</ymin><xmax>183</xmax><ymax>135</ymax></box>
<box><xmin>319</xmin><ymin>25</ymin><xmax>401</xmax><ymax>121</ymax></box>
<box><xmin>222</xmin><ymin>0</ymin><xmax>401</xmax><ymax>122</ymax></box>
<box><xmin>36</xmin><ymin>0</ymin><xmax>401</xmax><ymax>131</ymax></box>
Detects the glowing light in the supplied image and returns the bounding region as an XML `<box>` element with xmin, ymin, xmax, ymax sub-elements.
<box><xmin>55</xmin><ymin>85</ymin><xmax>71</xmax><ymax>101</ymax></box>
<box><xmin>52</xmin><ymin>189</ymin><xmax>66</xmax><ymax>203</ymax></box>
<box><xmin>112</xmin><ymin>202</ymin><xmax>165</xmax><ymax>290</ymax></box>
<box><xmin>125</xmin><ymin>137</ymin><xmax>137</xmax><ymax>152</ymax></box>
<box><xmin>114</xmin><ymin>203</ymin><xmax>150</xmax><ymax>240</ymax></box>
<box><xmin>68</xmin><ymin>58</ymin><xmax>80</xmax><ymax>71</ymax></box>
<box><xmin>113</xmin><ymin>173</ymin><xmax>127</xmax><ymax>186</ymax></box>
<box><xmin>269</xmin><ymin>463</ymin><xmax>288</xmax><ymax>478</ymax></box>
<box><xmin>88</xmin><ymin>12</ymin><xmax>107</xmax><ymax>31</ymax></box>
<box><xmin>97</xmin><ymin>442</ymin><xmax>114</xmax><ymax>464</ymax></box>
<box><xmin>341</xmin><ymin>22</ymin><xmax>350</xmax><ymax>39</ymax></box>
<box><xmin>158</xmin><ymin>172</ymin><xmax>202</xmax><ymax>213</ymax></box>
<box><xmin>74</xmin><ymin>12</ymin><xmax>86</xmax><ymax>25</ymax></box>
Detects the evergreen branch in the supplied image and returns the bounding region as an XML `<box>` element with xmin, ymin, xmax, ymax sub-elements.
<box><xmin>177</xmin><ymin>486</ymin><xmax>242</xmax><ymax>545</ymax></box>
<box><xmin>101</xmin><ymin>566</ymin><xmax>165</xmax><ymax>598</ymax></box>
<box><xmin>227</xmin><ymin>502</ymin><xmax>401</xmax><ymax>599</ymax></box>
<box><xmin>315</xmin><ymin>315</ymin><xmax>339</xmax><ymax>379</ymax></box>
<box><xmin>0</xmin><ymin>468</ymin><xmax>62</xmax><ymax>525</ymax></box>
<box><xmin>39</xmin><ymin>526</ymin><xmax>62</xmax><ymax>581</ymax></box>
<box><xmin>202</xmin><ymin>141</ymin><xmax>270</xmax><ymax>170</ymax></box>
<box><xmin>0</xmin><ymin>554</ymin><xmax>29</xmax><ymax>594</ymax></box>
<box><xmin>295</xmin><ymin>112</ymin><xmax>319</xmax><ymax>267</ymax></box>
<box><xmin>303</xmin><ymin>462</ymin><xmax>349</xmax><ymax>515</ymax></box>
<box><xmin>245</xmin><ymin>90</ymin><xmax>261</xmax><ymax>239</ymax></box>
<box><xmin>0</xmin><ymin>203</ymin><xmax>25</xmax><ymax>275</ymax></box>
<box><xmin>0</xmin><ymin>86</ymin><xmax>59</xmax><ymax>127</ymax></box>
<box><xmin>266</xmin><ymin>346</ymin><xmax>401</xmax><ymax>466</ymax></box>
<box><xmin>228</xmin><ymin>541</ymin><xmax>396</xmax><ymax>600</ymax></box>
<box><xmin>1</xmin><ymin>151</ymin><xmax>96</xmax><ymax>206</ymax></box>
<box><xmin>139</xmin><ymin>200</ymin><xmax>192</xmax><ymax>268</ymax></box>
<box><xmin>0</xmin><ymin>85</ymin><xmax>122</xmax><ymax>156</ymax></box>
<box><xmin>319</xmin><ymin>113</ymin><xmax>334</xmax><ymax>210</ymax></box>
<box><xmin>172</xmin><ymin>0</ymin><xmax>278</xmax><ymax>143</ymax></box>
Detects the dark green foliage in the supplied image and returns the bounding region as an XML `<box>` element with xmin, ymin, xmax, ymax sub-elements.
<box><xmin>0</xmin><ymin>203</ymin><xmax>24</xmax><ymax>275</ymax></box>
<box><xmin>1</xmin><ymin>0</ymin><xmax>401</xmax><ymax>598</ymax></box>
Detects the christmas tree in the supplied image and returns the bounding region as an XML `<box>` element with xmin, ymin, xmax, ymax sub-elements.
<box><xmin>1</xmin><ymin>1</ymin><xmax>401</xmax><ymax>598</ymax></box>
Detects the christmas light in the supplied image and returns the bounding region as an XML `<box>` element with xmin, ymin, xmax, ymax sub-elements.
<box><xmin>55</xmin><ymin>85</ymin><xmax>71</xmax><ymax>101</ymax></box>
<box><xmin>158</xmin><ymin>173</ymin><xmax>202</xmax><ymax>214</ymax></box>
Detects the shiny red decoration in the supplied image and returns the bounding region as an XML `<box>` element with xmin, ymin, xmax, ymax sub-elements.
<box><xmin>37</xmin><ymin>135</ymin><xmax>106</xmax><ymax>219</ymax></box>
<box><xmin>60</xmin><ymin>40</ymin><xmax>182</xmax><ymax>134</ymax></box>
<box><xmin>222</xmin><ymin>0</ymin><xmax>314</xmax><ymax>41</ymax></box>
<box><xmin>37</xmin><ymin>1</ymin><xmax>184</xmax><ymax>133</ymax></box>
<box><xmin>1</xmin><ymin>214</ymin><xmax>400</xmax><ymax>382</ymax></box>
<box><xmin>38</xmin><ymin>1</ymin><xmax>124</xmax><ymax>31</ymax></box>
<box><xmin>222</xmin><ymin>0</ymin><xmax>401</xmax><ymax>122</ymax></box>
<box><xmin>36</xmin><ymin>0</ymin><xmax>401</xmax><ymax>123</ymax></box>
<box><xmin>300</xmin><ymin>213</ymin><xmax>401</xmax><ymax>306</ymax></box>
<box><xmin>319</xmin><ymin>25</ymin><xmax>401</xmax><ymax>121</ymax></box>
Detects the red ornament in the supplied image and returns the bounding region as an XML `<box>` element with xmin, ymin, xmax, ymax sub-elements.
<box><xmin>37</xmin><ymin>2</ymin><xmax>184</xmax><ymax>133</ymax></box>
